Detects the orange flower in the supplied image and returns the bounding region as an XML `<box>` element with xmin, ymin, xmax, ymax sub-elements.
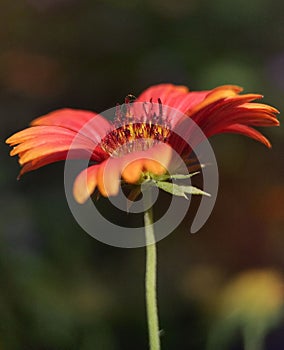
<box><xmin>6</xmin><ymin>84</ymin><xmax>279</xmax><ymax>203</ymax></box>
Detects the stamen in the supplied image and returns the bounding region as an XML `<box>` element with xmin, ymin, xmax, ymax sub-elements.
<box><xmin>101</xmin><ymin>98</ymin><xmax>172</xmax><ymax>157</ymax></box>
<box><xmin>158</xmin><ymin>98</ymin><xmax>163</xmax><ymax>117</ymax></box>
<box><xmin>101</xmin><ymin>122</ymin><xmax>171</xmax><ymax>157</ymax></box>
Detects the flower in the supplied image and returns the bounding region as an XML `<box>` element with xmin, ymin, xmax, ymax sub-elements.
<box><xmin>6</xmin><ymin>84</ymin><xmax>279</xmax><ymax>203</ymax></box>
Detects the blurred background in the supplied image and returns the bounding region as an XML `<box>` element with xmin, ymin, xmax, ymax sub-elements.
<box><xmin>1</xmin><ymin>0</ymin><xmax>284</xmax><ymax>349</ymax></box>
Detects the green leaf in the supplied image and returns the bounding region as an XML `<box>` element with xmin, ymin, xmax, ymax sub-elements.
<box><xmin>169</xmin><ymin>172</ymin><xmax>200</xmax><ymax>180</ymax></box>
<box><xmin>148</xmin><ymin>173</ymin><xmax>170</xmax><ymax>181</ymax></box>
<box><xmin>156</xmin><ymin>181</ymin><xmax>187</xmax><ymax>198</ymax></box>
<box><xmin>155</xmin><ymin>181</ymin><xmax>211</xmax><ymax>198</ymax></box>
<box><xmin>180</xmin><ymin>185</ymin><xmax>211</xmax><ymax>197</ymax></box>
<box><xmin>142</xmin><ymin>169</ymin><xmax>204</xmax><ymax>183</ymax></box>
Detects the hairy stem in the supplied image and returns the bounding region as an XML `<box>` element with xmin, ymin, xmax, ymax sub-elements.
<box><xmin>144</xmin><ymin>190</ymin><xmax>161</xmax><ymax>350</ymax></box>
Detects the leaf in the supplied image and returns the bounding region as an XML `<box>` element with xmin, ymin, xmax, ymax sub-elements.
<box><xmin>169</xmin><ymin>172</ymin><xmax>200</xmax><ymax>180</ymax></box>
<box><xmin>148</xmin><ymin>173</ymin><xmax>170</xmax><ymax>181</ymax></box>
<box><xmin>156</xmin><ymin>181</ymin><xmax>187</xmax><ymax>198</ymax></box>
<box><xmin>180</xmin><ymin>185</ymin><xmax>211</xmax><ymax>197</ymax></box>
<box><xmin>156</xmin><ymin>181</ymin><xmax>211</xmax><ymax>198</ymax></box>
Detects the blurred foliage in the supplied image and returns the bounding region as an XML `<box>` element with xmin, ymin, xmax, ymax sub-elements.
<box><xmin>1</xmin><ymin>0</ymin><xmax>284</xmax><ymax>349</ymax></box>
<box><xmin>206</xmin><ymin>270</ymin><xmax>284</xmax><ymax>350</ymax></box>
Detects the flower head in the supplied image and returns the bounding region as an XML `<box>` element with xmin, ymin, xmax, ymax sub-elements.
<box><xmin>6</xmin><ymin>84</ymin><xmax>279</xmax><ymax>203</ymax></box>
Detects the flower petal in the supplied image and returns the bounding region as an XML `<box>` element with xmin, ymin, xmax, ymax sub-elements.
<box><xmin>178</xmin><ymin>93</ymin><xmax>280</xmax><ymax>150</ymax></box>
<box><xmin>73</xmin><ymin>164</ymin><xmax>100</xmax><ymax>204</ymax></box>
<box><xmin>6</xmin><ymin>125</ymin><xmax>108</xmax><ymax>175</ymax></box>
<box><xmin>31</xmin><ymin>108</ymin><xmax>112</xmax><ymax>143</ymax></box>
<box><xmin>217</xmin><ymin>124</ymin><xmax>272</xmax><ymax>148</ymax></box>
<box><xmin>121</xmin><ymin>159</ymin><xmax>144</xmax><ymax>184</ymax></box>
<box><xmin>6</xmin><ymin>125</ymin><xmax>79</xmax><ymax>146</ymax></box>
<box><xmin>142</xmin><ymin>159</ymin><xmax>167</xmax><ymax>176</ymax></box>
<box><xmin>122</xmin><ymin>143</ymin><xmax>175</xmax><ymax>184</ymax></box>
<box><xmin>137</xmin><ymin>83</ymin><xmax>189</xmax><ymax>104</ymax></box>
<box><xmin>188</xmin><ymin>85</ymin><xmax>243</xmax><ymax>115</ymax></box>
<box><xmin>137</xmin><ymin>84</ymin><xmax>242</xmax><ymax>113</ymax></box>
<box><xmin>96</xmin><ymin>158</ymin><xmax>123</xmax><ymax>197</ymax></box>
<box><xmin>18</xmin><ymin>151</ymin><xmax>82</xmax><ymax>178</ymax></box>
<box><xmin>9</xmin><ymin>128</ymin><xmax>93</xmax><ymax>158</ymax></box>
<box><xmin>136</xmin><ymin>84</ymin><xmax>244</xmax><ymax>128</ymax></box>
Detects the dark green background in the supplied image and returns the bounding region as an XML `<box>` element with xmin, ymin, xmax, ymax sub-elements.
<box><xmin>1</xmin><ymin>0</ymin><xmax>284</xmax><ymax>349</ymax></box>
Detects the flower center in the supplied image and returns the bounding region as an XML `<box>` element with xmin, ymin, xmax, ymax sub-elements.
<box><xmin>101</xmin><ymin>122</ymin><xmax>171</xmax><ymax>157</ymax></box>
<box><xmin>100</xmin><ymin>98</ymin><xmax>172</xmax><ymax>157</ymax></box>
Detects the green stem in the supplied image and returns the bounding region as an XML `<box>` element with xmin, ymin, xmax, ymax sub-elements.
<box><xmin>144</xmin><ymin>190</ymin><xmax>161</xmax><ymax>350</ymax></box>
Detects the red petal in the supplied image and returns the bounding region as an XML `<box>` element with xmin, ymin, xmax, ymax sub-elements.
<box><xmin>137</xmin><ymin>84</ymin><xmax>243</xmax><ymax>113</ymax></box>
<box><xmin>136</xmin><ymin>84</ymin><xmax>244</xmax><ymax>128</ymax></box>
<box><xmin>31</xmin><ymin>108</ymin><xmax>112</xmax><ymax>143</ymax></box>
<box><xmin>186</xmin><ymin>94</ymin><xmax>279</xmax><ymax>146</ymax></box>
<box><xmin>137</xmin><ymin>84</ymin><xmax>188</xmax><ymax>103</ymax></box>
<box><xmin>216</xmin><ymin>124</ymin><xmax>272</xmax><ymax>148</ymax></box>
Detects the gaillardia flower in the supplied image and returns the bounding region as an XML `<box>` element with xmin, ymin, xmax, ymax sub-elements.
<box><xmin>6</xmin><ymin>84</ymin><xmax>279</xmax><ymax>203</ymax></box>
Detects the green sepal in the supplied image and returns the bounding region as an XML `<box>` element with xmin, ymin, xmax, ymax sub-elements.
<box><xmin>144</xmin><ymin>171</ymin><xmax>200</xmax><ymax>182</ymax></box>
<box><xmin>169</xmin><ymin>171</ymin><xmax>200</xmax><ymax>180</ymax></box>
<box><xmin>155</xmin><ymin>181</ymin><xmax>211</xmax><ymax>199</ymax></box>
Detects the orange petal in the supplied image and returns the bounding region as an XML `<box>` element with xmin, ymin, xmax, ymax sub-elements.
<box><xmin>10</xmin><ymin>133</ymin><xmax>92</xmax><ymax>157</ymax></box>
<box><xmin>122</xmin><ymin>159</ymin><xmax>144</xmax><ymax>184</ymax></box>
<box><xmin>16</xmin><ymin>140</ymin><xmax>93</xmax><ymax>166</ymax></box>
<box><xmin>238</xmin><ymin>102</ymin><xmax>280</xmax><ymax>115</ymax></box>
<box><xmin>6</xmin><ymin>125</ymin><xmax>108</xmax><ymax>175</ymax></box>
<box><xmin>96</xmin><ymin>158</ymin><xmax>122</xmax><ymax>197</ymax></box>
<box><xmin>122</xmin><ymin>143</ymin><xmax>175</xmax><ymax>182</ymax></box>
<box><xmin>142</xmin><ymin>159</ymin><xmax>167</xmax><ymax>175</ymax></box>
<box><xmin>189</xmin><ymin>85</ymin><xmax>243</xmax><ymax>115</ymax></box>
<box><xmin>6</xmin><ymin>125</ymin><xmax>79</xmax><ymax>146</ymax></box>
<box><xmin>73</xmin><ymin>165</ymin><xmax>99</xmax><ymax>204</ymax></box>
<box><xmin>18</xmin><ymin>151</ymin><xmax>74</xmax><ymax>178</ymax></box>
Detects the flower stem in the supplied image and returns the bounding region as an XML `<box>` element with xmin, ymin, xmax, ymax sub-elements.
<box><xmin>144</xmin><ymin>190</ymin><xmax>161</xmax><ymax>350</ymax></box>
